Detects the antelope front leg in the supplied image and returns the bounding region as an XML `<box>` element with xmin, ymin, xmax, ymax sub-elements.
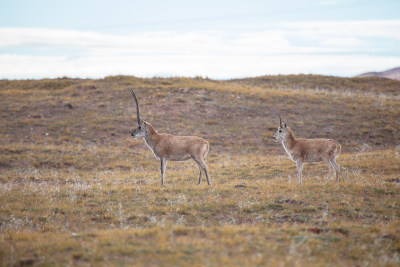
<box><xmin>160</xmin><ymin>158</ymin><xmax>167</xmax><ymax>185</ymax></box>
<box><xmin>296</xmin><ymin>161</ymin><xmax>303</xmax><ymax>185</ymax></box>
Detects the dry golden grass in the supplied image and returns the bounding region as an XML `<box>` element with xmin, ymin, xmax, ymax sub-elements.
<box><xmin>1</xmin><ymin>150</ymin><xmax>400</xmax><ymax>266</ymax></box>
<box><xmin>1</xmin><ymin>75</ymin><xmax>399</xmax><ymax>266</ymax></box>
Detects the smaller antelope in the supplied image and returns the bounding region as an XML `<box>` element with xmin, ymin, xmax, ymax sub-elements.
<box><xmin>273</xmin><ymin>115</ymin><xmax>341</xmax><ymax>185</ymax></box>
<box><xmin>128</xmin><ymin>89</ymin><xmax>210</xmax><ymax>185</ymax></box>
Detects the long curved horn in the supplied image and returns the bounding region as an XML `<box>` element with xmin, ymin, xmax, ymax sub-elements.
<box><xmin>129</xmin><ymin>88</ymin><xmax>141</xmax><ymax>125</ymax></box>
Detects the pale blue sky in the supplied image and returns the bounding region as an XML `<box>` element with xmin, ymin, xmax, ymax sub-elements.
<box><xmin>1</xmin><ymin>0</ymin><xmax>399</xmax><ymax>79</ymax></box>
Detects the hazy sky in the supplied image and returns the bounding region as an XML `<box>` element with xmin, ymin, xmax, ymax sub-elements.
<box><xmin>1</xmin><ymin>0</ymin><xmax>400</xmax><ymax>79</ymax></box>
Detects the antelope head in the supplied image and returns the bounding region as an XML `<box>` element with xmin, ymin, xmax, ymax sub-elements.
<box><xmin>129</xmin><ymin>89</ymin><xmax>146</xmax><ymax>139</ymax></box>
<box><xmin>273</xmin><ymin>114</ymin><xmax>288</xmax><ymax>142</ymax></box>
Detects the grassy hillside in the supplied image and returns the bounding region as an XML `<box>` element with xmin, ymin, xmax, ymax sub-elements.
<box><xmin>1</xmin><ymin>75</ymin><xmax>399</xmax><ymax>266</ymax></box>
<box><xmin>232</xmin><ymin>74</ymin><xmax>400</xmax><ymax>95</ymax></box>
<box><xmin>1</xmin><ymin>75</ymin><xmax>399</xmax><ymax>168</ymax></box>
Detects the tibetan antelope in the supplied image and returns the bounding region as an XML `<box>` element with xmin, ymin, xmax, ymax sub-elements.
<box><xmin>128</xmin><ymin>89</ymin><xmax>210</xmax><ymax>185</ymax></box>
<box><xmin>273</xmin><ymin>115</ymin><xmax>341</xmax><ymax>185</ymax></box>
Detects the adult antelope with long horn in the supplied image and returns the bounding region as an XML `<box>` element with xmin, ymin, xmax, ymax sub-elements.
<box><xmin>128</xmin><ymin>89</ymin><xmax>211</xmax><ymax>185</ymax></box>
<box><xmin>273</xmin><ymin>115</ymin><xmax>341</xmax><ymax>185</ymax></box>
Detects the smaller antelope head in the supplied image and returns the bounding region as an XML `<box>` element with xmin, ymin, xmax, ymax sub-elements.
<box><xmin>273</xmin><ymin>114</ymin><xmax>288</xmax><ymax>142</ymax></box>
<box><xmin>129</xmin><ymin>88</ymin><xmax>146</xmax><ymax>139</ymax></box>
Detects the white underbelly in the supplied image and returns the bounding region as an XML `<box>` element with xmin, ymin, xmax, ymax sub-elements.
<box><xmin>304</xmin><ymin>155</ymin><xmax>322</xmax><ymax>162</ymax></box>
<box><xmin>166</xmin><ymin>155</ymin><xmax>192</xmax><ymax>161</ymax></box>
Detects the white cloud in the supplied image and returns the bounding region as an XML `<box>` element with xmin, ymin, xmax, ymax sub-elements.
<box><xmin>319</xmin><ymin>37</ymin><xmax>366</xmax><ymax>47</ymax></box>
<box><xmin>2</xmin><ymin>52</ymin><xmax>400</xmax><ymax>79</ymax></box>
<box><xmin>281</xmin><ymin>20</ymin><xmax>400</xmax><ymax>40</ymax></box>
<box><xmin>0</xmin><ymin>20</ymin><xmax>400</xmax><ymax>79</ymax></box>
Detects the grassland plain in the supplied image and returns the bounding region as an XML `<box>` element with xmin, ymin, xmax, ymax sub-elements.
<box><xmin>0</xmin><ymin>75</ymin><xmax>400</xmax><ymax>266</ymax></box>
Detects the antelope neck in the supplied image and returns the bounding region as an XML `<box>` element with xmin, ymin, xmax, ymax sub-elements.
<box><xmin>143</xmin><ymin>123</ymin><xmax>160</xmax><ymax>148</ymax></box>
<box><xmin>282</xmin><ymin>128</ymin><xmax>296</xmax><ymax>150</ymax></box>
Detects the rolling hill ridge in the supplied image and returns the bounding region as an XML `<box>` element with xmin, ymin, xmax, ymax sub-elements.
<box><xmin>357</xmin><ymin>66</ymin><xmax>400</xmax><ymax>81</ymax></box>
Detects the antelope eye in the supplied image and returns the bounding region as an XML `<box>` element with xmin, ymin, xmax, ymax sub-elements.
<box><xmin>279</xmin><ymin>130</ymin><xmax>282</xmax><ymax>133</ymax></box>
<box><xmin>138</xmin><ymin>126</ymin><xmax>142</xmax><ymax>130</ymax></box>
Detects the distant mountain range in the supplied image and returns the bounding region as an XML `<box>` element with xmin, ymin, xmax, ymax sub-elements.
<box><xmin>357</xmin><ymin>67</ymin><xmax>400</xmax><ymax>81</ymax></box>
